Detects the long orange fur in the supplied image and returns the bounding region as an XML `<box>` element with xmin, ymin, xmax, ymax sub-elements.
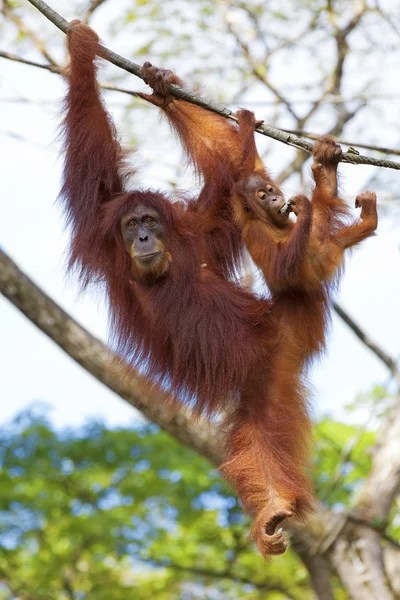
<box><xmin>58</xmin><ymin>23</ymin><xmax>377</xmax><ymax>559</ymax></box>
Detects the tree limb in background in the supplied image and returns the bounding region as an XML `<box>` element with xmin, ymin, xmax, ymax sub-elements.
<box><xmin>291</xmin><ymin>531</ymin><xmax>336</xmax><ymax>600</ymax></box>
<box><xmin>333</xmin><ymin>303</ymin><xmax>398</xmax><ymax>376</ymax></box>
<box><xmin>0</xmin><ymin>49</ymin><xmax>61</xmax><ymax>73</ymax></box>
<box><xmin>0</xmin><ymin>249</ymin><xmax>222</xmax><ymax>465</ymax></box>
<box><xmin>355</xmin><ymin>398</ymin><xmax>400</xmax><ymax>521</ymax></box>
<box><xmin>0</xmin><ymin>50</ymin><xmax>157</xmax><ymax>100</ymax></box>
<box><xmin>21</xmin><ymin>0</ymin><xmax>400</xmax><ymax>171</ymax></box>
<box><xmin>2</xmin><ymin>0</ymin><xmax>59</xmax><ymax>66</ymax></box>
<box><xmin>83</xmin><ymin>0</ymin><xmax>108</xmax><ymax>24</ymax></box>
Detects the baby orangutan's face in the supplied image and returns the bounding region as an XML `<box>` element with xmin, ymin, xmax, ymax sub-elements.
<box><xmin>235</xmin><ymin>175</ymin><xmax>291</xmax><ymax>225</ymax></box>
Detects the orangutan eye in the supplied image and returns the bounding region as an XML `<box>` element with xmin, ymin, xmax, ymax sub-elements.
<box><xmin>267</xmin><ymin>185</ymin><xmax>274</xmax><ymax>193</ymax></box>
<box><xmin>127</xmin><ymin>220</ymin><xmax>137</xmax><ymax>230</ymax></box>
<box><xmin>144</xmin><ymin>216</ymin><xmax>155</xmax><ymax>226</ymax></box>
<box><xmin>257</xmin><ymin>190</ymin><xmax>267</xmax><ymax>201</ymax></box>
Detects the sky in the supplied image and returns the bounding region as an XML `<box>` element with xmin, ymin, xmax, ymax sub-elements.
<box><xmin>1</xmin><ymin>5</ymin><xmax>400</xmax><ymax>432</ymax></box>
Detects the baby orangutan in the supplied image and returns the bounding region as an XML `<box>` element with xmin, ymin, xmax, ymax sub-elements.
<box><xmin>233</xmin><ymin>110</ymin><xmax>378</xmax><ymax>369</ymax></box>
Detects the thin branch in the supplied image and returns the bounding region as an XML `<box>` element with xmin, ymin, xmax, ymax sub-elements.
<box><xmin>243</xmin><ymin>94</ymin><xmax>400</xmax><ymax>106</ymax></box>
<box><xmin>5</xmin><ymin>49</ymin><xmax>396</xmax><ymax>151</ymax></box>
<box><xmin>0</xmin><ymin>49</ymin><xmax>60</xmax><ymax>72</ymax></box>
<box><xmin>21</xmin><ymin>0</ymin><xmax>400</xmax><ymax>171</ymax></box>
<box><xmin>374</xmin><ymin>6</ymin><xmax>400</xmax><ymax>37</ymax></box>
<box><xmin>282</xmin><ymin>129</ymin><xmax>400</xmax><ymax>158</ymax></box>
<box><xmin>83</xmin><ymin>0</ymin><xmax>108</xmax><ymax>24</ymax></box>
<box><xmin>346</xmin><ymin>513</ymin><xmax>400</xmax><ymax>551</ymax></box>
<box><xmin>3</xmin><ymin>0</ymin><xmax>58</xmax><ymax>66</ymax></box>
<box><xmin>0</xmin><ymin>249</ymin><xmax>222</xmax><ymax>466</ymax></box>
<box><xmin>0</xmin><ymin>49</ymin><xmax>147</xmax><ymax>98</ymax></box>
<box><xmin>223</xmin><ymin>15</ymin><xmax>299</xmax><ymax>121</ymax></box>
<box><xmin>297</xmin><ymin>3</ymin><xmax>368</xmax><ymax>127</ymax></box>
<box><xmin>333</xmin><ymin>303</ymin><xmax>398</xmax><ymax>376</ymax></box>
<box><xmin>237</xmin><ymin>3</ymin><xmax>270</xmax><ymax>55</ymax></box>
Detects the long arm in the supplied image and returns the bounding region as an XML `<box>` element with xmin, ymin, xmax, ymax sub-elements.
<box><xmin>311</xmin><ymin>136</ymin><xmax>350</xmax><ymax>242</ymax></box>
<box><xmin>334</xmin><ymin>191</ymin><xmax>378</xmax><ymax>249</ymax></box>
<box><xmin>138</xmin><ymin>63</ymin><xmax>242</xmax><ymax>188</ymax></box>
<box><xmin>138</xmin><ymin>63</ymin><xmax>248</xmax><ymax>278</ymax></box>
<box><xmin>236</xmin><ymin>109</ymin><xmax>271</xmax><ymax>178</ymax></box>
<box><xmin>237</xmin><ymin>195</ymin><xmax>312</xmax><ymax>288</ymax></box>
<box><xmin>60</xmin><ymin>22</ymin><xmax>126</xmax><ymax>279</ymax></box>
<box><xmin>274</xmin><ymin>196</ymin><xmax>312</xmax><ymax>282</ymax></box>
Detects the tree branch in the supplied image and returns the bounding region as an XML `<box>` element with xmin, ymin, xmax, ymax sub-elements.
<box><xmin>0</xmin><ymin>50</ymin><xmax>150</xmax><ymax>98</ymax></box>
<box><xmin>346</xmin><ymin>513</ymin><xmax>400</xmax><ymax>551</ymax></box>
<box><xmin>333</xmin><ymin>303</ymin><xmax>398</xmax><ymax>376</ymax></box>
<box><xmin>282</xmin><ymin>129</ymin><xmax>400</xmax><ymax>158</ymax></box>
<box><xmin>223</xmin><ymin>15</ymin><xmax>299</xmax><ymax>121</ymax></box>
<box><xmin>3</xmin><ymin>0</ymin><xmax>58</xmax><ymax>66</ymax></box>
<box><xmin>21</xmin><ymin>0</ymin><xmax>400</xmax><ymax>171</ymax></box>
<box><xmin>0</xmin><ymin>49</ymin><xmax>60</xmax><ymax>72</ymax></box>
<box><xmin>0</xmin><ymin>249</ymin><xmax>222</xmax><ymax>465</ymax></box>
<box><xmin>4</xmin><ymin>49</ymin><xmax>397</xmax><ymax>163</ymax></box>
<box><xmin>83</xmin><ymin>0</ymin><xmax>108</xmax><ymax>24</ymax></box>
<box><xmin>291</xmin><ymin>530</ymin><xmax>336</xmax><ymax>600</ymax></box>
<box><xmin>355</xmin><ymin>396</ymin><xmax>400</xmax><ymax>522</ymax></box>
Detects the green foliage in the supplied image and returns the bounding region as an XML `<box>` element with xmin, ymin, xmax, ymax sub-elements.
<box><xmin>314</xmin><ymin>419</ymin><xmax>374</xmax><ymax>507</ymax></box>
<box><xmin>1</xmin><ymin>405</ymin><xmax>396</xmax><ymax>599</ymax></box>
<box><xmin>345</xmin><ymin>385</ymin><xmax>389</xmax><ymax>415</ymax></box>
<box><xmin>0</xmin><ymin>409</ymin><xmax>312</xmax><ymax>599</ymax></box>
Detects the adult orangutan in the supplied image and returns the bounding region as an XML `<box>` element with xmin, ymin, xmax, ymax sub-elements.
<box><xmin>61</xmin><ymin>22</ymin><xmax>320</xmax><ymax>558</ymax></box>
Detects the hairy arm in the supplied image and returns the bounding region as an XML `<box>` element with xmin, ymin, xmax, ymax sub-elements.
<box><xmin>138</xmin><ymin>63</ymin><xmax>242</xmax><ymax>188</ymax></box>
<box><xmin>138</xmin><ymin>63</ymin><xmax>247</xmax><ymax>276</ymax></box>
<box><xmin>60</xmin><ymin>22</ymin><xmax>126</xmax><ymax>277</ymax></box>
<box><xmin>236</xmin><ymin>109</ymin><xmax>268</xmax><ymax>178</ymax></box>
<box><xmin>275</xmin><ymin>195</ymin><xmax>312</xmax><ymax>282</ymax></box>
<box><xmin>334</xmin><ymin>191</ymin><xmax>378</xmax><ymax>249</ymax></box>
<box><xmin>310</xmin><ymin>136</ymin><xmax>349</xmax><ymax>242</ymax></box>
<box><xmin>239</xmin><ymin>195</ymin><xmax>312</xmax><ymax>286</ymax></box>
